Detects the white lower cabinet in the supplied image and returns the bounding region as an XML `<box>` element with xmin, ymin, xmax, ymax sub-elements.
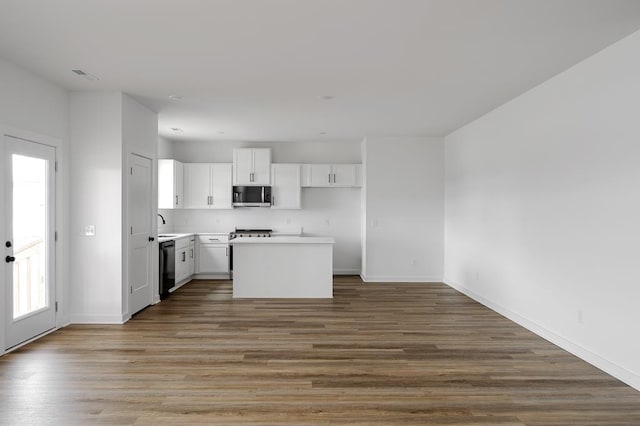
<box><xmin>196</xmin><ymin>235</ymin><xmax>230</xmax><ymax>275</ymax></box>
<box><xmin>175</xmin><ymin>236</ymin><xmax>193</xmax><ymax>284</ymax></box>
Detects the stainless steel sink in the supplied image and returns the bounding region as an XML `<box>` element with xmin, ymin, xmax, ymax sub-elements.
<box><xmin>158</xmin><ymin>234</ymin><xmax>178</xmax><ymax>238</ymax></box>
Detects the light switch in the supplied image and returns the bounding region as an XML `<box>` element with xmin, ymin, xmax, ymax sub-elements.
<box><xmin>84</xmin><ymin>225</ymin><xmax>95</xmax><ymax>236</ymax></box>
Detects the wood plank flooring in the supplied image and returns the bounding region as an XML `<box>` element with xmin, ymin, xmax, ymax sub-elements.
<box><xmin>1</xmin><ymin>276</ymin><xmax>639</xmax><ymax>425</ymax></box>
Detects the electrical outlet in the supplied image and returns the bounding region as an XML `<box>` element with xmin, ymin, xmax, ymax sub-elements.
<box><xmin>578</xmin><ymin>309</ymin><xmax>584</xmax><ymax>324</ymax></box>
<box><xmin>286</xmin><ymin>217</ymin><xmax>292</xmax><ymax>224</ymax></box>
<box><xmin>325</xmin><ymin>218</ymin><xmax>330</xmax><ymax>225</ymax></box>
<box><xmin>84</xmin><ymin>225</ymin><xmax>95</xmax><ymax>236</ymax></box>
<box><xmin>411</xmin><ymin>258</ymin><xmax>417</xmax><ymax>266</ymax></box>
<box><xmin>475</xmin><ymin>271</ymin><xmax>480</xmax><ymax>282</ymax></box>
<box><xmin>371</xmin><ymin>219</ymin><xmax>378</xmax><ymax>228</ymax></box>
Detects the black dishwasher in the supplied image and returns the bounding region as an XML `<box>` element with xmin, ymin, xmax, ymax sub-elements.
<box><xmin>159</xmin><ymin>240</ymin><xmax>175</xmax><ymax>299</ymax></box>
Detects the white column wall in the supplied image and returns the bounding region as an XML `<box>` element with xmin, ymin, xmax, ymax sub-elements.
<box><xmin>362</xmin><ymin>137</ymin><xmax>444</xmax><ymax>282</ymax></box>
<box><xmin>69</xmin><ymin>92</ymin><xmax>124</xmax><ymax>323</ymax></box>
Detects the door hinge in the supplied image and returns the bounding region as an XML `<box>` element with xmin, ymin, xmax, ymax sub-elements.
<box><xmin>54</xmin><ymin>161</ymin><xmax>58</xmax><ymax>172</ymax></box>
<box><xmin>130</xmin><ymin>167</ymin><xmax>133</xmax><ymax>175</ymax></box>
<box><xmin>130</xmin><ymin>285</ymin><xmax>133</xmax><ymax>294</ymax></box>
<box><xmin>54</xmin><ymin>231</ymin><xmax>58</xmax><ymax>242</ymax></box>
<box><xmin>55</xmin><ymin>301</ymin><xmax>58</xmax><ymax>312</ymax></box>
<box><xmin>130</xmin><ymin>226</ymin><xmax>133</xmax><ymax>235</ymax></box>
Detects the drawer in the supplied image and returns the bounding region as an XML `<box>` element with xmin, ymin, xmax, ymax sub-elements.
<box><xmin>198</xmin><ymin>234</ymin><xmax>229</xmax><ymax>244</ymax></box>
<box><xmin>175</xmin><ymin>236</ymin><xmax>191</xmax><ymax>250</ymax></box>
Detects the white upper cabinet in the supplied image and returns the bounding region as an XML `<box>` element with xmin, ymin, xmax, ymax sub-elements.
<box><xmin>271</xmin><ymin>164</ymin><xmax>301</xmax><ymax>209</ymax></box>
<box><xmin>211</xmin><ymin>164</ymin><xmax>233</xmax><ymax>208</ymax></box>
<box><xmin>301</xmin><ymin>164</ymin><xmax>361</xmax><ymax>188</ymax></box>
<box><xmin>183</xmin><ymin>163</ymin><xmax>211</xmax><ymax>208</ymax></box>
<box><xmin>183</xmin><ymin>163</ymin><xmax>232</xmax><ymax>209</ymax></box>
<box><xmin>233</xmin><ymin>148</ymin><xmax>271</xmax><ymax>185</ymax></box>
<box><xmin>158</xmin><ymin>159</ymin><xmax>184</xmax><ymax>208</ymax></box>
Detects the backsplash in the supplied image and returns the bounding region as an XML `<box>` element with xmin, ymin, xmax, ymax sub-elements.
<box><xmin>158</xmin><ymin>188</ymin><xmax>361</xmax><ymax>273</ymax></box>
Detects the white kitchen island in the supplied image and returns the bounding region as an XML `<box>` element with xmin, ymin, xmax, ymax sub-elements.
<box><xmin>230</xmin><ymin>236</ymin><xmax>334</xmax><ymax>298</ymax></box>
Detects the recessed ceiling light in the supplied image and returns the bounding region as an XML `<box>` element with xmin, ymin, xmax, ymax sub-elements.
<box><xmin>320</xmin><ymin>132</ymin><xmax>327</xmax><ymax>135</ymax></box>
<box><xmin>218</xmin><ymin>131</ymin><xmax>225</xmax><ymax>135</ymax></box>
<box><xmin>71</xmin><ymin>69</ymin><xmax>99</xmax><ymax>81</ymax></box>
<box><xmin>170</xmin><ymin>127</ymin><xmax>184</xmax><ymax>132</ymax></box>
<box><xmin>320</xmin><ymin>95</ymin><xmax>335</xmax><ymax>100</ymax></box>
<box><xmin>168</xmin><ymin>95</ymin><xmax>183</xmax><ymax>100</ymax></box>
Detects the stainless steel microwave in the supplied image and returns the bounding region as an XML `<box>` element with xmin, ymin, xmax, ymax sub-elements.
<box><xmin>232</xmin><ymin>186</ymin><xmax>272</xmax><ymax>207</ymax></box>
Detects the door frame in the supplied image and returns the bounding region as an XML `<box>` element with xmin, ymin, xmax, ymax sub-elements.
<box><xmin>0</xmin><ymin>125</ymin><xmax>63</xmax><ymax>355</ymax></box>
<box><xmin>125</xmin><ymin>152</ymin><xmax>155</xmax><ymax>318</ymax></box>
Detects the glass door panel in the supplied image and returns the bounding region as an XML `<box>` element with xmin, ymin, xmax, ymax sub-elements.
<box><xmin>12</xmin><ymin>154</ymin><xmax>48</xmax><ymax>319</ymax></box>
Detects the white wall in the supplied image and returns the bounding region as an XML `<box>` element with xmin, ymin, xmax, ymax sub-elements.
<box><xmin>444</xmin><ymin>30</ymin><xmax>640</xmax><ymax>390</ymax></box>
<box><xmin>0</xmin><ymin>58</ymin><xmax>70</xmax><ymax>351</ymax></box>
<box><xmin>69</xmin><ymin>92</ymin><xmax>124</xmax><ymax>323</ymax></box>
<box><xmin>362</xmin><ymin>137</ymin><xmax>444</xmax><ymax>282</ymax></box>
<box><xmin>161</xmin><ymin>140</ymin><xmax>362</xmax><ymax>273</ymax></box>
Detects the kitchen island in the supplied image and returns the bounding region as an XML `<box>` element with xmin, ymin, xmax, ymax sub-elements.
<box><xmin>230</xmin><ymin>236</ymin><xmax>334</xmax><ymax>298</ymax></box>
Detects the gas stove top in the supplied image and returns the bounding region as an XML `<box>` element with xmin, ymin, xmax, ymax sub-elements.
<box><xmin>230</xmin><ymin>228</ymin><xmax>273</xmax><ymax>239</ymax></box>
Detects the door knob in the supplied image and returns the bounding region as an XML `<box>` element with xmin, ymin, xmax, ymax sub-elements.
<box><xmin>149</xmin><ymin>236</ymin><xmax>155</xmax><ymax>242</ymax></box>
<box><xmin>5</xmin><ymin>241</ymin><xmax>11</xmax><ymax>248</ymax></box>
<box><xmin>5</xmin><ymin>256</ymin><xmax>16</xmax><ymax>263</ymax></box>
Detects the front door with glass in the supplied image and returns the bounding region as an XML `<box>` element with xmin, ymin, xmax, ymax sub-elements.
<box><xmin>3</xmin><ymin>135</ymin><xmax>56</xmax><ymax>349</ymax></box>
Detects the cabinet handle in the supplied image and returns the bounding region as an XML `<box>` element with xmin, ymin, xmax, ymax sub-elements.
<box><xmin>328</xmin><ymin>173</ymin><xmax>331</xmax><ymax>184</ymax></box>
<box><xmin>182</xmin><ymin>251</ymin><xmax>186</xmax><ymax>262</ymax></box>
<box><xmin>209</xmin><ymin>238</ymin><xmax>220</xmax><ymax>241</ymax></box>
<box><xmin>175</xmin><ymin>195</ymin><xmax>178</xmax><ymax>205</ymax></box>
<box><xmin>333</xmin><ymin>173</ymin><xmax>336</xmax><ymax>183</ymax></box>
<box><xmin>190</xmin><ymin>248</ymin><xmax>193</xmax><ymax>259</ymax></box>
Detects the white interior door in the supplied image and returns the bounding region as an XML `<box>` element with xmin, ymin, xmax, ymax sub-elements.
<box><xmin>4</xmin><ymin>135</ymin><xmax>56</xmax><ymax>349</ymax></box>
<box><xmin>128</xmin><ymin>154</ymin><xmax>153</xmax><ymax>316</ymax></box>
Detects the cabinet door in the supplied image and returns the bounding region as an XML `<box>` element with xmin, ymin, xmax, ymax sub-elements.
<box><xmin>211</xmin><ymin>163</ymin><xmax>232</xmax><ymax>209</ymax></box>
<box><xmin>332</xmin><ymin>164</ymin><xmax>356</xmax><ymax>187</ymax></box>
<box><xmin>233</xmin><ymin>149</ymin><xmax>253</xmax><ymax>185</ymax></box>
<box><xmin>271</xmin><ymin>164</ymin><xmax>301</xmax><ymax>209</ymax></box>
<box><xmin>175</xmin><ymin>248</ymin><xmax>189</xmax><ymax>283</ymax></box>
<box><xmin>174</xmin><ymin>161</ymin><xmax>184</xmax><ymax>207</ymax></box>
<box><xmin>188</xmin><ymin>243</ymin><xmax>195</xmax><ymax>276</ymax></box>
<box><xmin>308</xmin><ymin>164</ymin><xmax>332</xmax><ymax>187</ymax></box>
<box><xmin>251</xmin><ymin>148</ymin><xmax>271</xmax><ymax>185</ymax></box>
<box><xmin>158</xmin><ymin>159</ymin><xmax>183</xmax><ymax>208</ymax></box>
<box><xmin>198</xmin><ymin>245</ymin><xmax>229</xmax><ymax>273</ymax></box>
<box><xmin>183</xmin><ymin>163</ymin><xmax>211</xmax><ymax>208</ymax></box>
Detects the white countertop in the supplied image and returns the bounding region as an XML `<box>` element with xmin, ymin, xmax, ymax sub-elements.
<box><xmin>230</xmin><ymin>236</ymin><xmax>335</xmax><ymax>244</ymax></box>
<box><xmin>158</xmin><ymin>232</ymin><xmax>196</xmax><ymax>243</ymax></box>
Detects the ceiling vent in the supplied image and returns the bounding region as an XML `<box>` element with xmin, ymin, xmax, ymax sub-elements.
<box><xmin>72</xmin><ymin>69</ymin><xmax>99</xmax><ymax>81</ymax></box>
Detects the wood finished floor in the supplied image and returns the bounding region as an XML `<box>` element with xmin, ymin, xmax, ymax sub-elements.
<box><xmin>1</xmin><ymin>276</ymin><xmax>639</xmax><ymax>425</ymax></box>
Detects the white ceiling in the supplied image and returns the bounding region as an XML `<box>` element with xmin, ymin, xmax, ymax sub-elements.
<box><xmin>1</xmin><ymin>0</ymin><xmax>640</xmax><ymax>143</ymax></box>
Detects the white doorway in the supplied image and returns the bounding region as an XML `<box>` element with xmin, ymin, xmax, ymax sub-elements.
<box><xmin>3</xmin><ymin>135</ymin><xmax>56</xmax><ymax>350</ymax></box>
<box><xmin>128</xmin><ymin>153</ymin><xmax>153</xmax><ymax>315</ymax></box>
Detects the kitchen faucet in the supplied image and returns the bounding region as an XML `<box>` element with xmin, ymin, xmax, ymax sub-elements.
<box><xmin>157</xmin><ymin>213</ymin><xmax>166</xmax><ymax>225</ymax></box>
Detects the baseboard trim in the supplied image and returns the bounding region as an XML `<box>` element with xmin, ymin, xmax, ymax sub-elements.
<box><xmin>69</xmin><ymin>314</ymin><xmax>127</xmax><ymax>324</ymax></box>
<box><xmin>362</xmin><ymin>275</ymin><xmax>443</xmax><ymax>283</ymax></box>
<box><xmin>444</xmin><ymin>278</ymin><xmax>640</xmax><ymax>391</ymax></box>
<box><xmin>333</xmin><ymin>269</ymin><xmax>360</xmax><ymax>275</ymax></box>
<box><xmin>193</xmin><ymin>273</ymin><xmax>230</xmax><ymax>280</ymax></box>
